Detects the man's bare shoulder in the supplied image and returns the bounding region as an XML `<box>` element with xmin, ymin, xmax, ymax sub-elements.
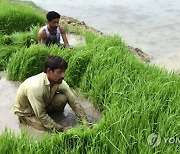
<box><xmin>38</xmin><ymin>26</ymin><xmax>47</xmax><ymax>39</ymax></box>
<box><xmin>38</xmin><ymin>26</ymin><xmax>46</xmax><ymax>34</ymax></box>
<box><xmin>59</xmin><ymin>25</ymin><xmax>66</xmax><ymax>33</ymax></box>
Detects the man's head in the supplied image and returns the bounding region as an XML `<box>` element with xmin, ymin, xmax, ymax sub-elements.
<box><xmin>46</xmin><ymin>11</ymin><xmax>60</xmax><ymax>30</ymax></box>
<box><xmin>44</xmin><ymin>55</ymin><xmax>68</xmax><ymax>84</ymax></box>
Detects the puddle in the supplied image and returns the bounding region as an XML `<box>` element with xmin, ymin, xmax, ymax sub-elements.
<box><xmin>0</xmin><ymin>71</ymin><xmax>101</xmax><ymax>136</ymax></box>
<box><xmin>61</xmin><ymin>33</ymin><xmax>86</xmax><ymax>47</ymax></box>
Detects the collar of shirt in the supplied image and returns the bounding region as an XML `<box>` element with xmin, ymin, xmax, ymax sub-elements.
<box><xmin>43</xmin><ymin>72</ymin><xmax>51</xmax><ymax>86</ymax></box>
<box><xmin>43</xmin><ymin>72</ymin><xmax>61</xmax><ymax>88</ymax></box>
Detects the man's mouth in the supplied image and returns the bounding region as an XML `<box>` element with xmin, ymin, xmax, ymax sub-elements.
<box><xmin>53</xmin><ymin>26</ymin><xmax>57</xmax><ymax>30</ymax></box>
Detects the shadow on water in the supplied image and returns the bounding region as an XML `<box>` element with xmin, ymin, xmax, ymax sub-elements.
<box><xmin>0</xmin><ymin>71</ymin><xmax>101</xmax><ymax>138</ymax></box>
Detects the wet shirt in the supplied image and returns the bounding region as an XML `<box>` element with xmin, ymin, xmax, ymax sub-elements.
<box><xmin>14</xmin><ymin>72</ymin><xmax>86</xmax><ymax>130</ymax></box>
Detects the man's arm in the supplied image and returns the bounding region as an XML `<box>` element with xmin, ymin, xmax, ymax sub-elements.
<box><xmin>58</xmin><ymin>81</ymin><xmax>89</xmax><ymax>125</ymax></box>
<box><xmin>60</xmin><ymin>26</ymin><xmax>70</xmax><ymax>48</ymax></box>
<box><xmin>26</xmin><ymin>86</ymin><xmax>65</xmax><ymax>131</ymax></box>
<box><xmin>38</xmin><ymin>28</ymin><xmax>46</xmax><ymax>44</ymax></box>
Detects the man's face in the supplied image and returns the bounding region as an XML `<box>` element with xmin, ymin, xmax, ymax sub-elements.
<box><xmin>48</xmin><ymin>68</ymin><xmax>65</xmax><ymax>84</ymax></box>
<box><xmin>48</xmin><ymin>18</ymin><xmax>60</xmax><ymax>30</ymax></box>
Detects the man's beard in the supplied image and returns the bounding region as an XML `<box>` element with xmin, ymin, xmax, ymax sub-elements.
<box><xmin>52</xmin><ymin>26</ymin><xmax>57</xmax><ymax>30</ymax></box>
<box><xmin>57</xmin><ymin>79</ymin><xmax>63</xmax><ymax>84</ymax></box>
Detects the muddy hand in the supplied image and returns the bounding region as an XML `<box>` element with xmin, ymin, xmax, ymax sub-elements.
<box><xmin>82</xmin><ymin>119</ymin><xmax>93</xmax><ymax>129</ymax></box>
<box><xmin>58</xmin><ymin>126</ymin><xmax>72</xmax><ymax>132</ymax></box>
<box><xmin>63</xmin><ymin>126</ymin><xmax>72</xmax><ymax>131</ymax></box>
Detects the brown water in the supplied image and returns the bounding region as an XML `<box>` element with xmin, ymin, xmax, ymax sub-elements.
<box><xmin>0</xmin><ymin>72</ymin><xmax>21</xmax><ymax>134</ymax></box>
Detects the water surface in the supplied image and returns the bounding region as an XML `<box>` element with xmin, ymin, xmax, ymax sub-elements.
<box><xmin>29</xmin><ymin>0</ymin><xmax>180</xmax><ymax>71</ymax></box>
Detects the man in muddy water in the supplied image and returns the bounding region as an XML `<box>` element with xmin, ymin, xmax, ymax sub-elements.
<box><xmin>38</xmin><ymin>11</ymin><xmax>70</xmax><ymax>48</ymax></box>
<box><xmin>14</xmin><ymin>55</ymin><xmax>88</xmax><ymax>132</ymax></box>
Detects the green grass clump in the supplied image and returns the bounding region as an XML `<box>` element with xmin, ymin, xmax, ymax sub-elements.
<box><xmin>0</xmin><ymin>45</ymin><xmax>19</xmax><ymax>70</ymax></box>
<box><xmin>7</xmin><ymin>45</ymin><xmax>49</xmax><ymax>81</ymax></box>
<box><xmin>0</xmin><ymin>0</ymin><xmax>45</xmax><ymax>34</ymax></box>
<box><xmin>1</xmin><ymin>25</ymin><xmax>40</xmax><ymax>46</ymax></box>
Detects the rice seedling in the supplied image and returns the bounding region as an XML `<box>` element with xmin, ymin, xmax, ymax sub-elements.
<box><xmin>7</xmin><ymin>45</ymin><xmax>49</xmax><ymax>81</ymax></box>
<box><xmin>0</xmin><ymin>0</ymin><xmax>45</xmax><ymax>34</ymax></box>
<box><xmin>0</xmin><ymin>45</ymin><xmax>19</xmax><ymax>70</ymax></box>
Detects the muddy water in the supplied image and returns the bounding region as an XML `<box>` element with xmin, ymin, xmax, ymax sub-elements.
<box><xmin>0</xmin><ymin>72</ymin><xmax>21</xmax><ymax>134</ymax></box>
<box><xmin>63</xmin><ymin>34</ymin><xmax>86</xmax><ymax>47</ymax></box>
<box><xmin>27</xmin><ymin>0</ymin><xmax>180</xmax><ymax>72</ymax></box>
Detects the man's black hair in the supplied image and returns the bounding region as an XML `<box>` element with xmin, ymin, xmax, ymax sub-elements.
<box><xmin>44</xmin><ymin>55</ymin><xmax>68</xmax><ymax>73</ymax></box>
<box><xmin>46</xmin><ymin>11</ymin><xmax>60</xmax><ymax>21</ymax></box>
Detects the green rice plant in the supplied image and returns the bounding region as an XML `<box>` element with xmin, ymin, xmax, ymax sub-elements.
<box><xmin>0</xmin><ymin>34</ymin><xmax>4</xmax><ymax>44</ymax></box>
<box><xmin>0</xmin><ymin>45</ymin><xmax>19</xmax><ymax>70</ymax></box>
<box><xmin>7</xmin><ymin>44</ymin><xmax>76</xmax><ymax>81</ymax></box>
<box><xmin>65</xmin><ymin>47</ymin><xmax>94</xmax><ymax>88</ymax></box>
<box><xmin>29</xmin><ymin>25</ymin><xmax>41</xmax><ymax>43</ymax></box>
<box><xmin>8</xmin><ymin>32</ymin><xmax>34</xmax><ymax>47</ymax></box>
<box><xmin>5</xmin><ymin>30</ymin><xmax>180</xmax><ymax>153</ymax></box>
<box><xmin>0</xmin><ymin>1</ymin><xmax>45</xmax><ymax>34</ymax></box>
<box><xmin>7</xmin><ymin>45</ymin><xmax>49</xmax><ymax>81</ymax></box>
<box><xmin>63</xmin><ymin>22</ymin><xmax>83</xmax><ymax>35</ymax></box>
<box><xmin>0</xmin><ymin>25</ymin><xmax>40</xmax><ymax>47</ymax></box>
<box><xmin>0</xmin><ymin>34</ymin><xmax>13</xmax><ymax>45</ymax></box>
<box><xmin>47</xmin><ymin>44</ymin><xmax>73</xmax><ymax>62</ymax></box>
<box><xmin>83</xmin><ymin>30</ymin><xmax>101</xmax><ymax>44</ymax></box>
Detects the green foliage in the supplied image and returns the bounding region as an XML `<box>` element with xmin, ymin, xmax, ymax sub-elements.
<box><xmin>65</xmin><ymin>47</ymin><xmax>93</xmax><ymax>88</ymax></box>
<box><xmin>0</xmin><ymin>45</ymin><xmax>19</xmax><ymax>70</ymax></box>
<box><xmin>1</xmin><ymin>25</ymin><xmax>40</xmax><ymax>46</ymax></box>
<box><xmin>0</xmin><ymin>1</ymin><xmax>45</xmax><ymax>34</ymax></box>
<box><xmin>7</xmin><ymin>45</ymin><xmax>49</xmax><ymax>81</ymax></box>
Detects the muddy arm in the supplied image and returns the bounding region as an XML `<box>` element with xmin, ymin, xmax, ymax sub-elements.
<box><xmin>58</xmin><ymin>81</ymin><xmax>88</xmax><ymax>124</ymax></box>
<box><xmin>60</xmin><ymin>26</ymin><xmax>70</xmax><ymax>48</ymax></box>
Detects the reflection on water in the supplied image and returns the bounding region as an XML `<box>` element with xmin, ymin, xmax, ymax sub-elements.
<box><xmin>29</xmin><ymin>0</ymin><xmax>180</xmax><ymax>70</ymax></box>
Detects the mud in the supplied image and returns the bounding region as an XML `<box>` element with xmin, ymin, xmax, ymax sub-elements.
<box><xmin>0</xmin><ymin>71</ymin><xmax>101</xmax><ymax>137</ymax></box>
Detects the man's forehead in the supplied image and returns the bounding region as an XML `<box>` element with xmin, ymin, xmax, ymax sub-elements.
<box><xmin>51</xmin><ymin>18</ymin><xmax>59</xmax><ymax>22</ymax></box>
<box><xmin>54</xmin><ymin>68</ymin><xmax>65</xmax><ymax>72</ymax></box>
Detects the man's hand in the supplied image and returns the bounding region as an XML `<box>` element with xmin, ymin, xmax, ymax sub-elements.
<box><xmin>82</xmin><ymin>119</ymin><xmax>94</xmax><ymax>129</ymax></box>
<box><xmin>58</xmin><ymin>126</ymin><xmax>72</xmax><ymax>132</ymax></box>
